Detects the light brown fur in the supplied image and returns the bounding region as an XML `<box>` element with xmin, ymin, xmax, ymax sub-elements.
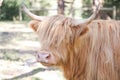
<box><xmin>32</xmin><ymin>15</ymin><xmax>120</xmax><ymax>80</ymax></box>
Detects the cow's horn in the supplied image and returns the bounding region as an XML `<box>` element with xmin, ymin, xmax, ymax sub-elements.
<box><xmin>21</xmin><ymin>4</ymin><xmax>45</xmax><ymax>21</ymax></box>
<box><xmin>72</xmin><ymin>1</ymin><xmax>101</xmax><ymax>26</ymax></box>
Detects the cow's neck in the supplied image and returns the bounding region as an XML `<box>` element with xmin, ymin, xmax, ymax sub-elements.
<box><xmin>62</xmin><ymin>51</ymin><xmax>88</xmax><ymax>80</ymax></box>
<box><xmin>62</xmin><ymin>64</ymin><xmax>86</xmax><ymax>80</ymax></box>
<box><xmin>61</xmin><ymin>36</ymin><xmax>90</xmax><ymax>80</ymax></box>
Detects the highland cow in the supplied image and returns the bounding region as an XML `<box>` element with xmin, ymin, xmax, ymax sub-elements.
<box><xmin>22</xmin><ymin>2</ymin><xmax>120</xmax><ymax>80</ymax></box>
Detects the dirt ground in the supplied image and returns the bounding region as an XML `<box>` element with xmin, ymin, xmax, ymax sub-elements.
<box><xmin>0</xmin><ymin>22</ymin><xmax>65</xmax><ymax>80</ymax></box>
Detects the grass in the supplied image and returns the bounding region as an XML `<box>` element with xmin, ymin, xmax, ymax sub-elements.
<box><xmin>0</xmin><ymin>22</ymin><xmax>65</xmax><ymax>80</ymax></box>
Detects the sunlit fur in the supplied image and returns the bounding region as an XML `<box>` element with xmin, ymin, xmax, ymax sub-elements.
<box><xmin>34</xmin><ymin>15</ymin><xmax>120</xmax><ymax>80</ymax></box>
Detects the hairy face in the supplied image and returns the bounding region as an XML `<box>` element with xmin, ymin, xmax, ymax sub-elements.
<box><xmin>29</xmin><ymin>15</ymin><xmax>75</xmax><ymax>66</ymax></box>
<box><xmin>22</xmin><ymin>2</ymin><xmax>100</xmax><ymax>68</ymax></box>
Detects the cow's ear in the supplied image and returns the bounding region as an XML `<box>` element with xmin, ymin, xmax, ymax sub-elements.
<box><xmin>73</xmin><ymin>25</ymin><xmax>89</xmax><ymax>36</ymax></box>
<box><xmin>79</xmin><ymin>26</ymin><xmax>89</xmax><ymax>36</ymax></box>
<box><xmin>29</xmin><ymin>20</ymin><xmax>41</xmax><ymax>32</ymax></box>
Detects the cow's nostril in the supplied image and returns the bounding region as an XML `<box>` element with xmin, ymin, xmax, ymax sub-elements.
<box><xmin>46</xmin><ymin>54</ymin><xmax>51</xmax><ymax>59</ymax></box>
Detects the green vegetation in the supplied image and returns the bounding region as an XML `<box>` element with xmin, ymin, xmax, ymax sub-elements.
<box><xmin>82</xmin><ymin>0</ymin><xmax>120</xmax><ymax>19</ymax></box>
<box><xmin>0</xmin><ymin>0</ymin><xmax>119</xmax><ymax>21</ymax></box>
<box><xmin>0</xmin><ymin>0</ymin><xmax>51</xmax><ymax>21</ymax></box>
<box><xmin>104</xmin><ymin>0</ymin><xmax>120</xmax><ymax>19</ymax></box>
<box><xmin>0</xmin><ymin>0</ymin><xmax>20</xmax><ymax>20</ymax></box>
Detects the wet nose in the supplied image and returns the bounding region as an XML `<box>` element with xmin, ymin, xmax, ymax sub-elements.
<box><xmin>36</xmin><ymin>52</ymin><xmax>50</xmax><ymax>63</ymax></box>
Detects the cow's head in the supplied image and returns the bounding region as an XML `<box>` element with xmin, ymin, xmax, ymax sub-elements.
<box><xmin>21</xmin><ymin>1</ymin><xmax>101</xmax><ymax>67</ymax></box>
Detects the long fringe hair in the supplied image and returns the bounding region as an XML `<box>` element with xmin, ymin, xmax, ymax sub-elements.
<box><xmin>36</xmin><ymin>15</ymin><xmax>120</xmax><ymax>80</ymax></box>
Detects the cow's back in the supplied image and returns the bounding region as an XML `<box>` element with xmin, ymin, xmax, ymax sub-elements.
<box><xmin>85</xmin><ymin>20</ymin><xmax>120</xmax><ymax>80</ymax></box>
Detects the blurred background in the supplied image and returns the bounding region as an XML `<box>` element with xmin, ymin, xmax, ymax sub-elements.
<box><xmin>0</xmin><ymin>0</ymin><xmax>120</xmax><ymax>80</ymax></box>
<box><xmin>0</xmin><ymin>0</ymin><xmax>120</xmax><ymax>21</ymax></box>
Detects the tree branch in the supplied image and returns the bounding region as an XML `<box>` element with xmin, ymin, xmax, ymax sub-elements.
<box><xmin>3</xmin><ymin>67</ymin><xmax>57</xmax><ymax>80</ymax></box>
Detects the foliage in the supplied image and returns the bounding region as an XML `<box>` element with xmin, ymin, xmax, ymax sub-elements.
<box><xmin>82</xmin><ymin>0</ymin><xmax>120</xmax><ymax>19</ymax></box>
<box><xmin>104</xmin><ymin>0</ymin><xmax>120</xmax><ymax>19</ymax></box>
<box><xmin>38</xmin><ymin>0</ymin><xmax>51</xmax><ymax>15</ymax></box>
<box><xmin>0</xmin><ymin>0</ymin><xmax>51</xmax><ymax>21</ymax></box>
<box><xmin>23</xmin><ymin>0</ymin><xmax>51</xmax><ymax>20</ymax></box>
<box><xmin>104</xmin><ymin>0</ymin><xmax>120</xmax><ymax>8</ymax></box>
<box><xmin>0</xmin><ymin>0</ymin><xmax>20</xmax><ymax>20</ymax></box>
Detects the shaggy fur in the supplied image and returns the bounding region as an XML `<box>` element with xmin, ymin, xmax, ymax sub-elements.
<box><xmin>32</xmin><ymin>15</ymin><xmax>120</xmax><ymax>80</ymax></box>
